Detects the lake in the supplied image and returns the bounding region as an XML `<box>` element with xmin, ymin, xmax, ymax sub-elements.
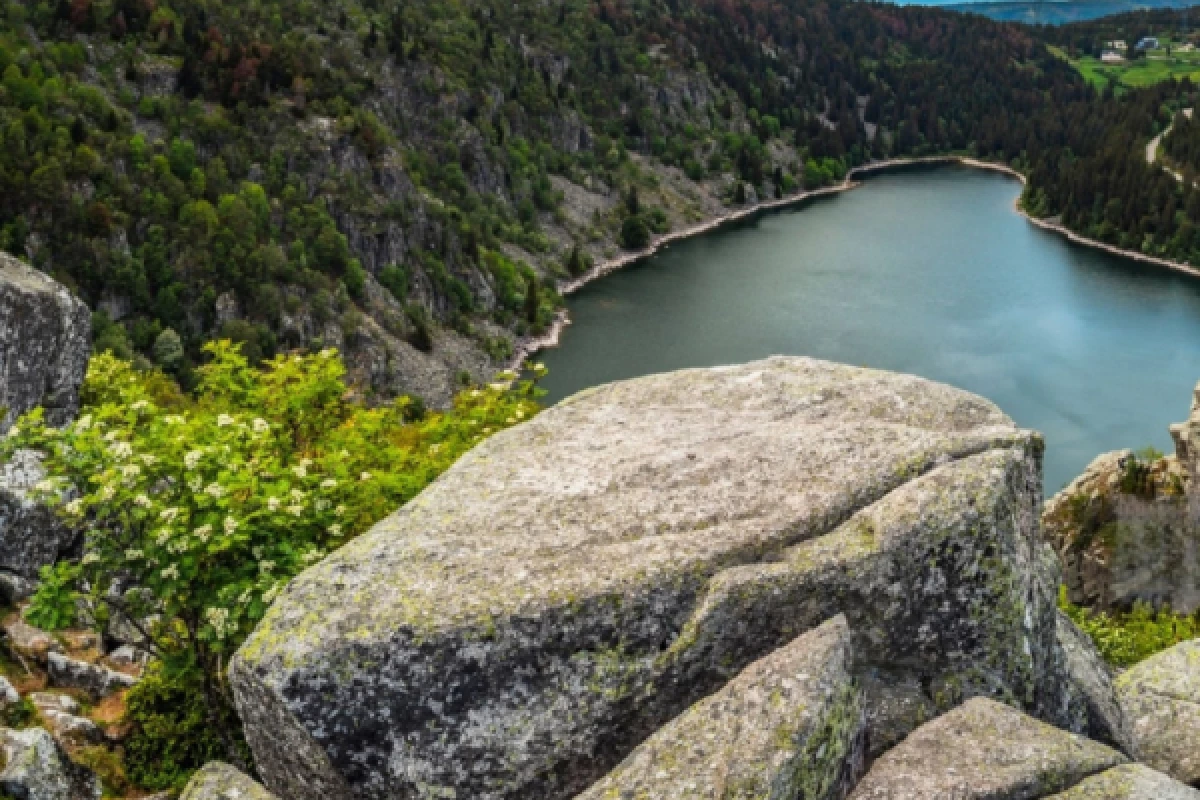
<box><xmin>538</xmin><ymin>164</ymin><xmax>1200</xmax><ymax>495</ymax></box>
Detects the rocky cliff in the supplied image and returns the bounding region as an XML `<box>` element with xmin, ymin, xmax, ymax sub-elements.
<box><xmin>230</xmin><ymin>356</ymin><xmax>1098</xmax><ymax>800</ymax></box>
<box><xmin>0</xmin><ymin>253</ymin><xmax>90</xmax><ymax>433</ymax></box>
<box><xmin>1045</xmin><ymin>380</ymin><xmax>1200</xmax><ymax>613</ymax></box>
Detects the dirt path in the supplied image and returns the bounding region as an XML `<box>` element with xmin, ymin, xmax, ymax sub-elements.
<box><xmin>1147</xmin><ymin>109</ymin><xmax>1193</xmax><ymax>181</ymax></box>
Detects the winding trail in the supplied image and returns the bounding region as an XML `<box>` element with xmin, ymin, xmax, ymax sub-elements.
<box><xmin>508</xmin><ymin>155</ymin><xmax>1200</xmax><ymax>370</ymax></box>
<box><xmin>1147</xmin><ymin>109</ymin><xmax>1193</xmax><ymax>182</ymax></box>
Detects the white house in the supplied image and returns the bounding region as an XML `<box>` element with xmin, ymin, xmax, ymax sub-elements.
<box><xmin>1101</xmin><ymin>50</ymin><xmax>1125</xmax><ymax>63</ymax></box>
<box><xmin>1105</xmin><ymin>39</ymin><xmax>1128</xmax><ymax>50</ymax></box>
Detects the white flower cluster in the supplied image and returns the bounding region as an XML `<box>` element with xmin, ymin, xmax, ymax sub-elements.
<box><xmin>205</xmin><ymin>607</ymin><xmax>232</xmax><ymax>640</ymax></box>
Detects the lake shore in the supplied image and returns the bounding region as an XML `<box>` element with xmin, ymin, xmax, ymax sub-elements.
<box><xmin>508</xmin><ymin>155</ymin><xmax>1200</xmax><ymax>370</ymax></box>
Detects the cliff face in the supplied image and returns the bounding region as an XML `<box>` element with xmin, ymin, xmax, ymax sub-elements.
<box><xmin>0</xmin><ymin>253</ymin><xmax>90</xmax><ymax>432</ymax></box>
<box><xmin>1044</xmin><ymin>381</ymin><xmax>1200</xmax><ymax>614</ymax></box>
<box><xmin>229</xmin><ymin>357</ymin><xmax>1088</xmax><ymax>800</ymax></box>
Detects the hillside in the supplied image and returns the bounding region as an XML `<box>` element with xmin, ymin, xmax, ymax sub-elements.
<box><xmin>0</xmin><ymin>0</ymin><xmax>1197</xmax><ymax>404</ymax></box>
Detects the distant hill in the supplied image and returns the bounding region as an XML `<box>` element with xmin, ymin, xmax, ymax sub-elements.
<box><xmin>933</xmin><ymin>0</ymin><xmax>1199</xmax><ymax>24</ymax></box>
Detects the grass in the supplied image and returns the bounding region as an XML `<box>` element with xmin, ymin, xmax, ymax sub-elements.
<box><xmin>1048</xmin><ymin>42</ymin><xmax>1200</xmax><ymax>91</ymax></box>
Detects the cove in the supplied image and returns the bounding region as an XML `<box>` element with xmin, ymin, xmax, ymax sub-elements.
<box><xmin>538</xmin><ymin>164</ymin><xmax>1200</xmax><ymax>495</ymax></box>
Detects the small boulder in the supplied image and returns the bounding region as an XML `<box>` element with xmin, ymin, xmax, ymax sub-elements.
<box><xmin>847</xmin><ymin>697</ymin><xmax>1125</xmax><ymax>799</ymax></box>
<box><xmin>1116</xmin><ymin>639</ymin><xmax>1200</xmax><ymax>784</ymax></box>
<box><xmin>1043</xmin><ymin>764</ymin><xmax>1200</xmax><ymax>799</ymax></box>
<box><xmin>180</xmin><ymin>762</ymin><xmax>278</xmax><ymax>800</ymax></box>
<box><xmin>1056</xmin><ymin>611</ymin><xmax>1136</xmax><ymax>754</ymax></box>
<box><xmin>4</xmin><ymin>619</ymin><xmax>63</xmax><ymax>665</ymax></box>
<box><xmin>103</xmin><ymin>645</ymin><xmax>148</xmax><ymax>676</ymax></box>
<box><xmin>29</xmin><ymin>693</ymin><xmax>101</xmax><ymax>747</ymax></box>
<box><xmin>47</xmin><ymin>652</ymin><xmax>137</xmax><ymax>698</ymax></box>
<box><xmin>576</xmin><ymin>615</ymin><xmax>865</xmax><ymax>800</ymax></box>
<box><xmin>0</xmin><ymin>450</ymin><xmax>80</xmax><ymax>581</ymax></box>
<box><xmin>0</xmin><ymin>676</ymin><xmax>20</xmax><ymax>706</ymax></box>
<box><xmin>0</xmin><ymin>726</ymin><xmax>100</xmax><ymax>800</ymax></box>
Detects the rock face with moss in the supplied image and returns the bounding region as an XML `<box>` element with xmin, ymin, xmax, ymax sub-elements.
<box><xmin>1043</xmin><ymin>764</ymin><xmax>1200</xmax><ymax>799</ymax></box>
<box><xmin>1115</xmin><ymin>639</ymin><xmax>1200</xmax><ymax>784</ymax></box>
<box><xmin>1045</xmin><ymin>380</ymin><xmax>1200</xmax><ymax>614</ymax></box>
<box><xmin>847</xmin><ymin>697</ymin><xmax>1126</xmax><ymax>799</ymax></box>
<box><xmin>0</xmin><ymin>252</ymin><xmax>90</xmax><ymax>433</ymax></box>
<box><xmin>575</xmin><ymin>615</ymin><xmax>865</xmax><ymax>800</ymax></box>
<box><xmin>1056</xmin><ymin>611</ymin><xmax>1136</xmax><ymax>754</ymax></box>
<box><xmin>230</xmin><ymin>357</ymin><xmax>1081</xmax><ymax>800</ymax></box>
<box><xmin>180</xmin><ymin>762</ymin><xmax>279</xmax><ymax>800</ymax></box>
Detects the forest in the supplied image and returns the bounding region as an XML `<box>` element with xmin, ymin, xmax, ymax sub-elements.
<box><xmin>0</xmin><ymin>0</ymin><xmax>1197</xmax><ymax>396</ymax></box>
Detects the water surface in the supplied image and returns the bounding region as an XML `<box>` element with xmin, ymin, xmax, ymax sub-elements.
<box><xmin>539</xmin><ymin>165</ymin><xmax>1200</xmax><ymax>494</ymax></box>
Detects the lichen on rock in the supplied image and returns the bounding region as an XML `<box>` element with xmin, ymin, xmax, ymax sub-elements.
<box><xmin>180</xmin><ymin>762</ymin><xmax>279</xmax><ymax>800</ymax></box>
<box><xmin>1043</xmin><ymin>764</ymin><xmax>1200</xmax><ymax>799</ymax></box>
<box><xmin>1115</xmin><ymin>638</ymin><xmax>1200</xmax><ymax>784</ymax></box>
<box><xmin>846</xmin><ymin>696</ymin><xmax>1125</xmax><ymax>799</ymax></box>
<box><xmin>229</xmin><ymin>357</ymin><xmax>1079</xmax><ymax>800</ymax></box>
<box><xmin>0</xmin><ymin>252</ymin><xmax>90</xmax><ymax>433</ymax></box>
<box><xmin>574</xmin><ymin>614</ymin><xmax>865</xmax><ymax>800</ymax></box>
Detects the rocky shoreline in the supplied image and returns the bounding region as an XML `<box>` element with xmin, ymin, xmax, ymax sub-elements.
<box><xmin>509</xmin><ymin>155</ymin><xmax>1200</xmax><ymax>373</ymax></box>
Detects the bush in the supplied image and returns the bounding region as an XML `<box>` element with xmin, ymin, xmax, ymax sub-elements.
<box><xmin>2</xmin><ymin>344</ymin><xmax>544</xmax><ymax>779</ymax></box>
<box><xmin>1059</xmin><ymin>586</ymin><xmax>1200</xmax><ymax>667</ymax></box>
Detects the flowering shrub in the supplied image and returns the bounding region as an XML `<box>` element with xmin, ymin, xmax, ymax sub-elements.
<box><xmin>0</xmin><ymin>342</ymin><xmax>542</xmax><ymax>777</ymax></box>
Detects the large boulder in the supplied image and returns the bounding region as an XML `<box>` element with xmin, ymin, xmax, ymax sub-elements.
<box><xmin>0</xmin><ymin>726</ymin><xmax>100</xmax><ymax>800</ymax></box>
<box><xmin>231</xmin><ymin>357</ymin><xmax>1079</xmax><ymax>800</ymax></box>
<box><xmin>180</xmin><ymin>762</ymin><xmax>278</xmax><ymax>800</ymax></box>
<box><xmin>1056</xmin><ymin>611</ymin><xmax>1136</xmax><ymax>754</ymax></box>
<box><xmin>575</xmin><ymin>615</ymin><xmax>865</xmax><ymax>800</ymax></box>
<box><xmin>1044</xmin><ymin>379</ymin><xmax>1200</xmax><ymax>614</ymax></box>
<box><xmin>0</xmin><ymin>451</ymin><xmax>80</xmax><ymax>587</ymax></box>
<box><xmin>1115</xmin><ymin>638</ymin><xmax>1200</xmax><ymax>784</ymax></box>
<box><xmin>0</xmin><ymin>252</ymin><xmax>89</xmax><ymax>432</ymax></box>
<box><xmin>847</xmin><ymin>697</ymin><xmax>1125</xmax><ymax>799</ymax></box>
<box><xmin>1044</xmin><ymin>764</ymin><xmax>1200</xmax><ymax>799</ymax></box>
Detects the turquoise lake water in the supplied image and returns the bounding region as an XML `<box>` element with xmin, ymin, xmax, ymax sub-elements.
<box><xmin>538</xmin><ymin>165</ymin><xmax>1200</xmax><ymax>494</ymax></box>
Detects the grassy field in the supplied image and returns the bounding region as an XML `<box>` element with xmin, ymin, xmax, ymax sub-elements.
<box><xmin>1049</xmin><ymin>42</ymin><xmax>1200</xmax><ymax>90</ymax></box>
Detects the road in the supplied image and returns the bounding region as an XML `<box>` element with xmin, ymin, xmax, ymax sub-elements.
<box><xmin>1147</xmin><ymin>108</ymin><xmax>1194</xmax><ymax>182</ymax></box>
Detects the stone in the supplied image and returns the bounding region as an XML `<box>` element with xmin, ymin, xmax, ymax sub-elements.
<box><xmin>179</xmin><ymin>762</ymin><xmax>278</xmax><ymax>800</ymax></box>
<box><xmin>1044</xmin><ymin>764</ymin><xmax>1200</xmax><ymax>799</ymax></box>
<box><xmin>231</xmin><ymin>357</ymin><xmax>1079</xmax><ymax>800</ymax></box>
<box><xmin>0</xmin><ymin>251</ymin><xmax>90</xmax><ymax>432</ymax></box>
<box><xmin>0</xmin><ymin>727</ymin><xmax>101</xmax><ymax>800</ymax></box>
<box><xmin>38</xmin><ymin>710</ymin><xmax>103</xmax><ymax>747</ymax></box>
<box><xmin>1056</xmin><ymin>611</ymin><xmax>1136</xmax><ymax>754</ymax></box>
<box><xmin>0</xmin><ymin>450</ymin><xmax>81</xmax><ymax>580</ymax></box>
<box><xmin>0</xmin><ymin>676</ymin><xmax>18</xmax><ymax>707</ymax></box>
<box><xmin>29</xmin><ymin>693</ymin><xmax>79</xmax><ymax>716</ymax></box>
<box><xmin>1115</xmin><ymin>638</ymin><xmax>1200</xmax><ymax>784</ymax></box>
<box><xmin>47</xmin><ymin>652</ymin><xmax>137</xmax><ymax>698</ymax></box>
<box><xmin>103</xmin><ymin>645</ymin><xmax>148</xmax><ymax>675</ymax></box>
<box><xmin>575</xmin><ymin>615</ymin><xmax>865</xmax><ymax>800</ymax></box>
<box><xmin>4</xmin><ymin>619</ymin><xmax>63</xmax><ymax>665</ymax></box>
<box><xmin>846</xmin><ymin>697</ymin><xmax>1125</xmax><ymax>799</ymax></box>
<box><xmin>1045</xmin><ymin>380</ymin><xmax>1200</xmax><ymax>614</ymax></box>
<box><xmin>0</xmin><ymin>571</ymin><xmax>38</xmax><ymax>604</ymax></box>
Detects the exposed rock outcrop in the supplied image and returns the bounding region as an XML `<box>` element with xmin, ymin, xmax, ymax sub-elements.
<box><xmin>1115</xmin><ymin>638</ymin><xmax>1200</xmax><ymax>784</ymax></box>
<box><xmin>180</xmin><ymin>762</ymin><xmax>278</xmax><ymax>800</ymax></box>
<box><xmin>1056</xmin><ymin>611</ymin><xmax>1136</xmax><ymax>755</ymax></box>
<box><xmin>46</xmin><ymin>652</ymin><xmax>137</xmax><ymax>699</ymax></box>
<box><xmin>0</xmin><ymin>726</ymin><xmax>100</xmax><ymax>800</ymax></box>
<box><xmin>231</xmin><ymin>357</ymin><xmax>1080</xmax><ymax>800</ymax></box>
<box><xmin>0</xmin><ymin>252</ymin><xmax>90</xmax><ymax>432</ymax></box>
<box><xmin>1045</xmin><ymin>380</ymin><xmax>1200</xmax><ymax>613</ymax></box>
<box><xmin>847</xmin><ymin>697</ymin><xmax>1126</xmax><ymax>799</ymax></box>
<box><xmin>1044</xmin><ymin>764</ymin><xmax>1200</xmax><ymax>799</ymax></box>
<box><xmin>575</xmin><ymin>615</ymin><xmax>865</xmax><ymax>800</ymax></box>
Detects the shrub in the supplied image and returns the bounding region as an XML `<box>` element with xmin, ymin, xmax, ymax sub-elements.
<box><xmin>1059</xmin><ymin>586</ymin><xmax>1200</xmax><ymax>667</ymax></box>
<box><xmin>2</xmin><ymin>344</ymin><xmax>543</xmax><ymax>778</ymax></box>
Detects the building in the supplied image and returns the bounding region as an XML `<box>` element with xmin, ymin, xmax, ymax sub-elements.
<box><xmin>1105</xmin><ymin>39</ymin><xmax>1128</xmax><ymax>50</ymax></box>
<box><xmin>1136</xmin><ymin>36</ymin><xmax>1161</xmax><ymax>50</ymax></box>
<box><xmin>1101</xmin><ymin>50</ymin><xmax>1125</xmax><ymax>63</ymax></box>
